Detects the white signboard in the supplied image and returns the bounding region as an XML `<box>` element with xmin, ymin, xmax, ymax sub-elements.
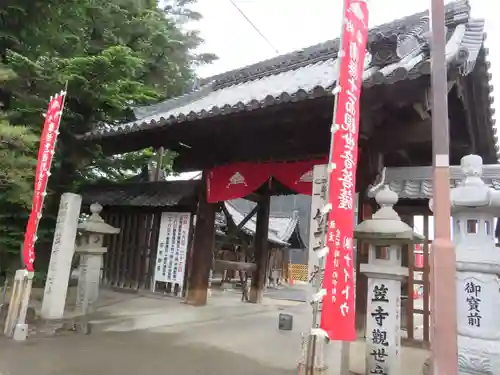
<box><xmin>366</xmin><ymin>278</ymin><xmax>401</xmax><ymax>375</ymax></box>
<box><xmin>457</xmin><ymin>273</ymin><xmax>500</xmax><ymax>340</ymax></box>
<box><xmin>154</xmin><ymin>212</ymin><xmax>191</xmax><ymax>290</ymax></box>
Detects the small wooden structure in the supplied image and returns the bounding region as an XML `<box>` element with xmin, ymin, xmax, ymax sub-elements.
<box><xmin>78</xmin><ymin>2</ymin><xmax>496</xmax><ymax>345</ymax></box>
<box><xmin>80</xmin><ymin>180</ymin><xmax>199</xmax><ymax>290</ymax></box>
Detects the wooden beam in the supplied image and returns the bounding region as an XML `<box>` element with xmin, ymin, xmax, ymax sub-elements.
<box><xmin>371</xmin><ymin>119</ymin><xmax>432</xmax><ymax>149</ymax></box>
<box><xmin>174</xmin><ymin>121</ymin><xmax>331</xmax><ymax>171</ymax></box>
<box><xmin>185</xmin><ymin>172</ymin><xmax>217</xmax><ymax>306</ymax></box>
<box><xmin>220</xmin><ymin>203</ymin><xmax>259</xmax><ymax>246</ymax></box>
<box><xmin>249</xmin><ymin>183</ymin><xmax>271</xmax><ymax>303</ymax></box>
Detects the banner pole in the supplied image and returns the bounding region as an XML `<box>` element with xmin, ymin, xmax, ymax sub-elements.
<box><xmin>305</xmin><ymin>1</ymin><xmax>348</xmax><ymax>373</ymax></box>
<box><xmin>32</xmin><ymin>81</ymin><xmax>68</xmax><ymax>238</ymax></box>
<box><xmin>10</xmin><ymin>87</ymin><xmax>69</xmax><ymax>341</ymax></box>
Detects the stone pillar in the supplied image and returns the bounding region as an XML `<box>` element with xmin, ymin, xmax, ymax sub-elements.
<box><xmin>41</xmin><ymin>193</ymin><xmax>82</xmax><ymax>320</ymax></box>
<box><xmin>75</xmin><ymin>203</ymin><xmax>119</xmax><ymax>313</ymax></box>
<box><xmin>186</xmin><ymin>171</ymin><xmax>216</xmax><ymax>306</ymax></box>
<box><xmin>448</xmin><ymin>155</ymin><xmax>500</xmax><ymax>375</ymax></box>
<box><xmin>355</xmin><ymin>186</ymin><xmax>424</xmax><ymax>375</ymax></box>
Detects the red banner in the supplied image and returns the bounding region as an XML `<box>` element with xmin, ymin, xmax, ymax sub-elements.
<box><xmin>272</xmin><ymin>159</ymin><xmax>327</xmax><ymax>195</ymax></box>
<box><xmin>207</xmin><ymin>162</ymin><xmax>272</xmax><ymax>203</ymax></box>
<box><xmin>415</xmin><ymin>244</ymin><xmax>424</xmax><ymax>268</ymax></box>
<box><xmin>206</xmin><ymin>158</ymin><xmax>327</xmax><ymax>202</ymax></box>
<box><xmin>320</xmin><ymin>0</ymin><xmax>369</xmax><ymax>341</ymax></box>
<box><xmin>22</xmin><ymin>91</ymin><xmax>66</xmax><ymax>271</ymax></box>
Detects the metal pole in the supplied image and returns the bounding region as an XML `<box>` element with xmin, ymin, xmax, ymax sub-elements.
<box><xmin>429</xmin><ymin>0</ymin><xmax>458</xmax><ymax>374</ymax></box>
<box><xmin>305</xmin><ymin>1</ymin><xmax>348</xmax><ymax>373</ymax></box>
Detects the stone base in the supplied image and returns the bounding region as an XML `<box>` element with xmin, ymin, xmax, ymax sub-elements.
<box><xmin>184</xmin><ymin>289</ymin><xmax>209</xmax><ymax>306</ymax></box>
<box><xmin>30</xmin><ymin>316</ymin><xmax>92</xmax><ymax>337</ymax></box>
<box><xmin>297</xmin><ymin>364</ymin><xmax>328</xmax><ymax>374</ymax></box>
<box><xmin>0</xmin><ymin>303</ymin><xmax>37</xmax><ymax>325</ymax></box>
<box><xmin>422</xmin><ymin>357</ymin><xmax>430</xmax><ymax>375</ymax></box>
<box><xmin>1</xmin><ymin>308</ymin><xmax>91</xmax><ymax>339</ymax></box>
<box><xmin>248</xmin><ymin>287</ymin><xmax>263</xmax><ymax>304</ymax></box>
<box><xmin>458</xmin><ymin>335</ymin><xmax>500</xmax><ymax>375</ymax></box>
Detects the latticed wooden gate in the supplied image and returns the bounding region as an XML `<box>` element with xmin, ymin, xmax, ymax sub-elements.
<box><xmin>100</xmin><ymin>207</ymin><xmax>162</xmax><ymax>290</ymax></box>
<box><xmin>402</xmin><ymin>213</ymin><xmax>432</xmax><ymax>346</ymax></box>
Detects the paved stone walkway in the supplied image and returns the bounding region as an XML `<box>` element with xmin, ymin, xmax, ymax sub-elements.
<box><xmin>0</xmin><ymin>288</ymin><xmax>428</xmax><ymax>375</ymax></box>
<box><xmin>0</xmin><ymin>331</ymin><xmax>294</xmax><ymax>375</ymax></box>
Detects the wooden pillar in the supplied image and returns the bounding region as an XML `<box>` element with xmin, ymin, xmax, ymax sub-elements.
<box><xmin>185</xmin><ymin>171</ymin><xmax>216</xmax><ymax>306</ymax></box>
<box><xmin>400</xmin><ymin>214</ymin><xmax>414</xmax><ymax>335</ymax></box>
<box><xmin>249</xmin><ymin>186</ymin><xmax>271</xmax><ymax>303</ymax></box>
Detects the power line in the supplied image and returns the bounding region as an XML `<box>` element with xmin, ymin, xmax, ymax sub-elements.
<box><xmin>228</xmin><ymin>0</ymin><xmax>280</xmax><ymax>54</ymax></box>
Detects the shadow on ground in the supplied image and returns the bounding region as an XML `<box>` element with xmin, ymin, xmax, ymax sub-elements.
<box><xmin>0</xmin><ymin>330</ymin><xmax>294</xmax><ymax>375</ymax></box>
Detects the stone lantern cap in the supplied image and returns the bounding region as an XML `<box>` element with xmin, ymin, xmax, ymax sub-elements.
<box><xmin>354</xmin><ymin>185</ymin><xmax>424</xmax><ymax>244</ymax></box>
<box><xmin>78</xmin><ymin>203</ymin><xmax>120</xmax><ymax>234</ymax></box>
<box><xmin>440</xmin><ymin>154</ymin><xmax>500</xmax><ymax>213</ymax></box>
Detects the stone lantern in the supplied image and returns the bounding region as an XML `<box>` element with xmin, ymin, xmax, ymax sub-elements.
<box><xmin>76</xmin><ymin>203</ymin><xmax>120</xmax><ymax>312</ymax></box>
<box><xmin>447</xmin><ymin>154</ymin><xmax>500</xmax><ymax>375</ymax></box>
<box><xmin>354</xmin><ymin>185</ymin><xmax>424</xmax><ymax>375</ymax></box>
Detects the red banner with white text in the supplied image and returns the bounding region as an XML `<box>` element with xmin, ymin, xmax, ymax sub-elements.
<box><xmin>320</xmin><ymin>0</ymin><xmax>369</xmax><ymax>341</ymax></box>
<box><xmin>206</xmin><ymin>158</ymin><xmax>327</xmax><ymax>203</ymax></box>
<box><xmin>22</xmin><ymin>91</ymin><xmax>66</xmax><ymax>271</ymax></box>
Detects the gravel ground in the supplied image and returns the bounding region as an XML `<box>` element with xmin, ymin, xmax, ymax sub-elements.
<box><xmin>0</xmin><ymin>331</ymin><xmax>294</xmax><ymax>375</ymax></box>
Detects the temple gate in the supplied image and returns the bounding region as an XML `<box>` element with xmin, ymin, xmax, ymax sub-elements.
<box><xmin>76</xmin><ymin>0</ymin><xmax>495</xmax><ymax>349</ymax></box>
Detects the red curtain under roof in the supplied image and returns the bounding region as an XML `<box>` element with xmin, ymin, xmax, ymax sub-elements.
<box><xmin>206</xmin><ymin>158</ymin><xmax>328</xmax><ymax>203</ymax></box>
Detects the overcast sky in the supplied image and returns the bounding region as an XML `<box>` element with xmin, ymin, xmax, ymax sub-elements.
<box><xmin>190</xmin><ymin>0</ymin><xmax>494</xmax><ymax>81</ymax></box>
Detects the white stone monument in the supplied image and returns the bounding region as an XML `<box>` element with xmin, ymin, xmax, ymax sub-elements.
<box><xmin>448</xmin><ymin>154</ymin><xmax>500</xmax><ymax>375</ymax></box>
<box><xmin>355</xmin><ymin>185</ymin><xmax>424</xmax><ymax>375</ymax></box>
<box><xmin>41</xmin><ymin>193</ymin><xmax>82</xmax><ymax>320</ymax></box>
<box><xmin>76</xmin><ymin>202</ymin><xmax>120</xmax><ymax>313</ymax></box>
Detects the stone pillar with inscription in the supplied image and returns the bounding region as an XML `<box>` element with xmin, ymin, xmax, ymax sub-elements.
<box><xmin>355</xmin><ymin>186</ymin><xmax>423</xmax><ymax>375</ymax></box>
<box><xmin>41</xmin><ymin>193</ymin><xmax>82</xmax><ymax>320</ymax></box>
<box><xmin>76</xmin><ymin>203</ymin><xmax>120</xmax><ymax>313</ymax></box>
<box><xmin>447</xmin><ymin>154</ymin><xmax>500</xmax><ymax>375</ymax></box>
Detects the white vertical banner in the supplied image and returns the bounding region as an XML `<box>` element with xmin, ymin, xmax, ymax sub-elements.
<box><xmin>154</xmin><ymin>212</ymin><xmax>191</xmax><ymax>291</ymax></box>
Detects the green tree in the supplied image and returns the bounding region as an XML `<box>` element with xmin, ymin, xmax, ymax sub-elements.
<box><xmin>0</xmin><ymin>0</ymin><xmax>215</xmax><ymax>270</ymax></box>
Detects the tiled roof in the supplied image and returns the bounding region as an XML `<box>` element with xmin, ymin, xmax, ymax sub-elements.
<box><xmin>229</xmin><ymin>195</ymin><xmax>312</xmax><ymax>248</ymax></box>
<box><xmin>368</xmin><ymin>164</ymin><xmax>500</xmax><ymax>200</ymax></box>
<box><xmin>222</xmin><ymin>200</ymin><xmax>300</xmax><ymax>246</ymax></box>
<box><xmin>82</xmin><ymin>0</ymin><xmax>487</xmax><ymax>140</ymax></box>
<box><xmin>80</xmin><ymin>181</ymin><xmax>301</xmax><ymax>245</ymax></box>
<box><xmin>79</xmin><ymin>180</ymin><xmax>200</xmax><ymax>208</ymax></box>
